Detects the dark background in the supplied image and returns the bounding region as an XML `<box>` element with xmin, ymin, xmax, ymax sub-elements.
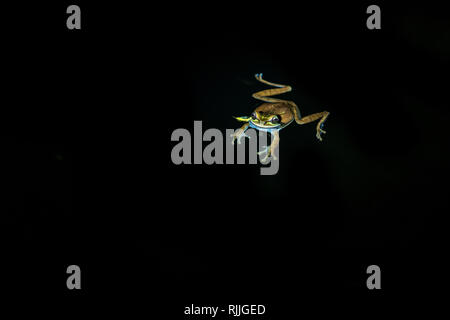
<box><xmin>1</xmin><ymin>0</ymin><xmax>449</xmax><ymax>316</ymax></box>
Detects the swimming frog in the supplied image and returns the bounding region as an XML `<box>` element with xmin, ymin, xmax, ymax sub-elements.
<box><xmin>231</xmin><ymin>73</ymin><xmax>330</xmax><ymax>161</ymax></box>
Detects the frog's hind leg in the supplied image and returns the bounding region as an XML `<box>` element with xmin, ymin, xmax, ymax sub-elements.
<box><xmin>252</xmin><ymin>73</ymin><xmax>292</xmax><ymax>103</ymax></box>
<box><xmin>294</xmin><ymin>110</ymin><xmax>330</xmax><ymax>141</ymax></box>
<box><xmin>255</xmin><ymin>73</ymin><xmax>287</xmax><ymax>88</ymax></box>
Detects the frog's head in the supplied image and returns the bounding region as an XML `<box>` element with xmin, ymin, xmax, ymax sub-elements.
<box><xmin>234</xmin><ymin>111</ymin><xmax>282</xmax><ymax>130</ymax></box>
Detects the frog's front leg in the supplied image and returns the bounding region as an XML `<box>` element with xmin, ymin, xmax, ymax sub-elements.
<box><xmin>258</xmin><ymin>131</ymin><xmax>280</xmax><ymax>162</ymax></box>
<box><xmin>230</xmin><ymin>123</ymin><xmax>250</xmax><ymax>145</ymax></box>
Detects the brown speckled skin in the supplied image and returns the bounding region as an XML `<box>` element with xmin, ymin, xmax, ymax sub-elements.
<box><xmin>255</xmin><ymin>102</ymin><xmax>298</xmax><ymax>128</ymax></box>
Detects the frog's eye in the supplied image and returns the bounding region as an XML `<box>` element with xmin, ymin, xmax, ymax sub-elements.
<box><xmin>271</xmin><ymin>115</ymin><xmax>280</xmax><ymax>123</ymax></box>
<box><xmin>251</xmin><ymin>112</ymin><xmax>257</xmax><ymax>119</ymax></box>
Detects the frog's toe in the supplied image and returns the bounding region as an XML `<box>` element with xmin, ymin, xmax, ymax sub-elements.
<box><xmin>237</xmin><ymin>132</ymin><xmax>251</xmax><ymax>144</ymax></box>
<box><xmin>316</xmin><ymin>131</ymin><xmax>322</xmax><ymax>140</ymax></box>
<box><xmin>316</xmin><ymin>126</ymin><xmax>327</xmax><ymax>141</ymax></box>
<box><xmin>260</xmin><ymin>152</ymin><xmax>275</xmax><ymax>163</ymax></box>
<box><xmin>258</xmin><ymin>146</ymin><xmax>273</xmax><ymax>162</ymax></box>
<box><xmin>257</xmin><ymin>146</ymin><xmax>269</xmax><ymax>156</ymax></box>
<box><xmin>230</xmin><ymin>133</ymin><xmax>237</xmax><ymax>145</ymax></box>
<box><xmin>316</xmin><ymin>131</ymin><xmax>325</xmax><ymax>141</ymax></box>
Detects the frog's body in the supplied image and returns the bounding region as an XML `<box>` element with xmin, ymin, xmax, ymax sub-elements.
<box><xmin>231</xmin><ymin>73</ymin><xmax>330</xmax><ymax>161</ymax></box>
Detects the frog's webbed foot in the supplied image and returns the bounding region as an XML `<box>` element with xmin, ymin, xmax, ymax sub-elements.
<box><xmin>316</xmin><ymin>121</ymin><xmax>327</xmax><ymax>141</ymax></box>
<box><xmin>295</xmin><ymin>111</ymin><xmax>330</xmax><ymax>141</ymax></box>
<box><xmin>230</xmin><ymin>130</ymin><xmax>251</xmax><ymax>145</ymax></box>
<box><xmin>257</xmin><ymin>145</ymin><xmax>277</xmax><ymax>163</ymax></box>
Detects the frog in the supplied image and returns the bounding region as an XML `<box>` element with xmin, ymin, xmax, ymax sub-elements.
<box><xmin>231</xmin><ymin>73</ymin><xmax>330</xmax><ymax>162</ymax></box>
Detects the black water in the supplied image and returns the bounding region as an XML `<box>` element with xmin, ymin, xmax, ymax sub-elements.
<box><xmin>1</xmin><ymin>1</ymin><xmax>448</xmax><ymax>316</ymax></box>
